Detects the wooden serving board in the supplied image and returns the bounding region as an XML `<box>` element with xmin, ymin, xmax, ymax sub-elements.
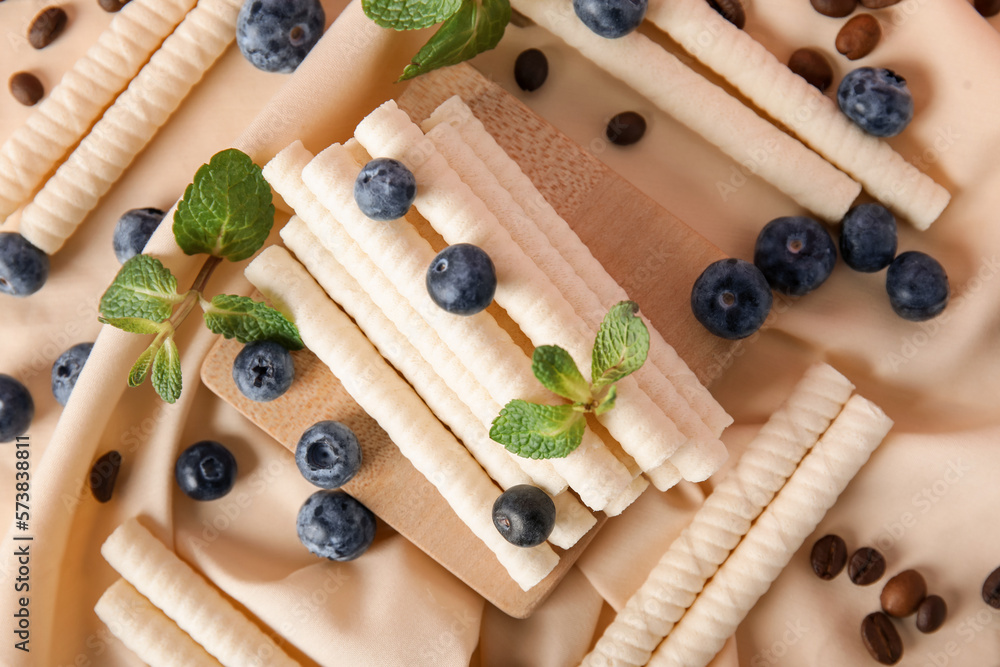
<box><xmin>201</xmin><ymin>63</ymin><xmax>735</xmax><ymax>618</ymax></box>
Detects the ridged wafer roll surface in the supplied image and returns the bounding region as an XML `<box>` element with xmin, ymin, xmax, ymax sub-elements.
<box><xmin>280</xmin><ymin>217</ymin><xmax>595</xmax><ymax>549</ymax></box>
<box><xmin>424</xmin><ymin>96</ymin><xmax>732</xmax><ymax>438</ymax></box>
<box><xmin>581</xmin><ymin>363</ymin><xmax>854</xmax><ymax>667</ymax></box>
<box><xmin>94</xmin><ymin>579</ymin><xmax>223</xmax><ymax>667</ymax></box>
<box><xmin>19</xmin><ymin>0</ymin><xmax>243</xmax><ymax>253</ymax></box>
<box><xmin>648</xmin><ymin>394</ymin><xmax>893</xmax><ymax>667</ymax></box>
<box><xmin>0</xmin><ymin>0</ymin><xmax>198</xmax><ymax>220</ymax></box>
<box><xmin>507</xmin><ymin>0</ymin><xmax>861</xmax><ymax>223</ymax></box>
<box><xmin>645</xmin><ymin>0</ymin><xmax>950</xmax><ymax>230</ymax></box>
<box><xmin>101</xmin><ymin>519</ymin><xmax>300</xmax><ymax>667</ymax></box>
<box><xmin>246</xmin><ymin>247</ymin><xmax>560</xmax><ymax>590</ymax></box>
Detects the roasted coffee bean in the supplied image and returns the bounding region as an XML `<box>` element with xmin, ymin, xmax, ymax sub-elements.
<box><xmin>606</xmin><ymin>111</ymin><xmax>647</xmax><ymax>146</ymax></box>
<box><xmin>849</xmin><ymin>547</ymin><xmax>886</xmax><ymax>585</ymax></box>
<box><xmin>982</xmin><ymin>565</ymin><xmax>1000</xmax><ymax>608</ymax></box>
<box><xmin>811</xmin><ymin>0</ymin><xmax>857</xmax><ymax>18</ymax></box>
<box><xmin>788</xmin><ymin>48</ymin><xmax>834</xmax><ymax>91</ymax></box>
<box><xmin>836</xmin><ymin>14</ymin><xmax>881</xmax><ymax>60</ymax></box>
<box><xmin>916</xmin><ymin>595</ymin><xmax>947</xmax><ymax>633</ymax></box>
<box><xmin>706</xmin><ymin>0</ymin><xmax>745</xmax><ymax>29</ymax></box>
<box><xmin>810</xmin><ymin>534</ymin><xmax>847</xmax><ymax>579</ymax></box>
<box><xmin>89</xmin><ymin>450</ymin><xmax>123</xmax><ymax>503</ymax></box>
<box><xmin>514</xmin><ymin>48</ymin><xmax>548</xmax><ymax>92</ymax></box>
<box><xmin>976</xmin><ymin>0</ymin><xmax>1000</xmax><ymax>16</ymax></box>
<box><xmin>881</xmin><ymin>569</ymin><xmax>927</xmax><ymax>617</ymax></box>
<box><xmin>28</xmin><ymin>6</ymin><xmax>68</xmax><ymax>49</ymax></box>
<box><xmin>861</xmin><ymin>612</ymin><xmax>903</xmax><ymax>665</ymax></box>
<box><xmin>9</xmin><ymin>72</ymin><xmax>44</xmax><ymax>106</ymax></box>
<box><xmin>860</xmin><ymin>0</ymin><xmax>901</xmax><ymax>7</ymax></box>
<box><xmin>98</xmin><ymin>0</ymin><xmax>131</xmax><ymax>11</ymax></box>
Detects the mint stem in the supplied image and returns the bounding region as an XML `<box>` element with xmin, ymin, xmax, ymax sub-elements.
<box><xmin>167</xmin><ymin>255</ymin><xmax>223</xmax><ymax>332</ymax></box>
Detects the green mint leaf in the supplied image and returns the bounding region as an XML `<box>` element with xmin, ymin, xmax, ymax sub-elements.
<box><xmin>128</xmin><ymin>341</ymin><xmax>159</xmax><ymax>387</ymax></box>
<box><xmin>531</xmin><ymin>345</ymin><xmax>591</xmax><ymax>404</ymax></box>
<box><xmin>593</xmin><ymin>385</ymin><xmax>617</xmax><ymax>416</ymax></box>
<box><xmin>489</xmin><ymin>399</ymin><xmax>586</xmax><ymax>459</ymax></box>
<box><xmin>151</xmin><ymin>336</ymin><xmax>182</xmax><ymax>403</ymax></box>
<box><xmin>99</xmin><ymin>316</ymin><xmax>167</xmax><ymax>335</ymax></box>
<box><xmin>592</xmin><ymin>300</ymin><xmax>650</xmax><ymax>388</ymax></box>
<box><xmin>363</xmin><ymin>0</ymin><xmax>463</xmax><ymax>30</ymax></box>
<box><xmin>99</xmin><ymin>255</ymin><xmax>183</xmax><ymax>322</ymax></box>
<box><xmin>202</xmin><ymin>294</ymin><xmax>304</xmax><ymax>350</ymax></box>
<box><xmin>173</xmin><ymin>148</ymin><xmax>275</xmax><ymax>262</ymax></box>
<box><xmin>398</xmin><ymin>0</ymin><xmax>510</xmax><ymax>81</ymax></box>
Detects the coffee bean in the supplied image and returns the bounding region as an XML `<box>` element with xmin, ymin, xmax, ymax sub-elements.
<box><xmin>881</xmin><ymin>569</ymin><xmax>927</xmax><ymax>617</ymax></box>
<box><xmin>982</xmin><ymin>565</ymin><xmax>1000</xmax><ymax>608</ymax></box>
<box><xmin>89</xmin><ymin>450</ymin><xmax>123</xmax><ymax>503</ymax></box>
<box><xmin>810</xmin><ymin>534</ymin><xmax>847</xmax><ymax>580</ymax></box>
<box><xmin>811</xmin><ymin>0</ymin><xmax>857</xmax><ymax>18</ymax></box>
<box><xmin>9</xmin><ymin>72</ymin><xmax>44</xmax><ymax>106</ymax></box>
<box><xmin>788</xmin><ymin>48</ymin><xmax>834</xmax><ymax>91</ymax></box>
<box><xmin>849</xmin><ymin>547</ymin><xmax>886</xmax><ymax>585</ymax></box>
<box><xmin>514</xmin><ymin>49</ymin><xmax>548</xmax><ymax>92</ymax></box>
<box><xmin>836</xmin><ymin>14</ymin><xmax>881</xmax><ymax>60</ymax></box>
<box><xmin>28</xmin><ymin>6</ymin><xmax>68</xmax><ymax>50</ymax></box>
<box><xmin>706</xmin><ymin>0</ymin><xmax>745</xmax><ymax>29</ymax></box>
<box><xmin>860</xmin><ymin>0</ymin><xmax>901</xmax><ymax>6</ymax></box>
<box><xmin>606</xmin><ymin>111</ymin><xmax>647</xmax><ymax>146</ymax></box>
<box><xmin>916</xmin><ymin>595</ymin><xmax>947</xmax><ymax>633</ymax></box>
<box><xmin>861</xmin><ymin>612</ymin><xmax>903</xmax><ymax>665</ymax></box>
<box><xmin>98</xmin><ymin>0</ymin><xmax>131</xmax><ymax>12</ymax></box>
<box><xmin>976</xmin><ymin>0</ymin><xmax>1000</xmax><ymax>16</ymax></box>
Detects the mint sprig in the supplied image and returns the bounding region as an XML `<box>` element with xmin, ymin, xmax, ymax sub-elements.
<box><xmin>363</xmin><ymin>0</ymin><xmax>463</xmax><ymax>30</ymax></box>
<box><xmin>490</xmin><ymin>301</ymin><xmax>649</xmax><ymax>459</ymax></box>
<box><xmin>98</xmin><ymin>148</ymin><xmax>300</xmax><ymax>404</ymax></box>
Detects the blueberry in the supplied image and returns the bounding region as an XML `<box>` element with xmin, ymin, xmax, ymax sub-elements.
<box><xmin>573</xmin><ymin>0</ymin><xmax>648</xmax><ymax>38</ymax></box>
<box><xmin>174</xmin><ymin>440</ymin><xmax>237</xmax><ymax>501</ymax></box>
<box><xmin>295</xmin><ymin>420</ymin><xmax>362</xmax><ymax>489</ymax></box>
<box><xmin>754</xmin><ymin>216</ymin><xmax>837</xmax><ymax>296</ymax></box>
<box><xmin>840</xmin><ymin>203</ymin><xmax>897</xmax><ymax>272</ymax></box>
<box><xmin>837</xmin><ymin>67</ymin><xmax>914</xmax><ymax>137</ymax></box>
<box><xmin>691</xmin><ymin>258</ymin><xmax>772</xmax><ymax>340</ymax></box>
<box><xmin>514</xmin><ymin>48</ymin><xmax>548</xmax><ymax>92</ymax></box>
<box><xmin>353</xmin><ymin>158</ymin><xmax>417</xmax><ymax>221</ymax></box>
<box><xmin>426</xmin><ymin>243</ymin><xmax>497</xmax><ymax>315</ymax></box>
<box><xmin>0</xmin><ymin>232</ymin><xmax>49</xmax><ymax>297</ymax></box>
<box><xmin>886</xmin><ymin>251</ymin><xmax>949</xmax><ymax>321</ymax></box>
<box><xmin>236</xmin><ymin>0</ymin><xmax>325</xmax><ymax>73</ymax></box>
<box><xmin>297</xmin><ymin>490</ymin><xmax>376</xmax><ymax>561</ymax></box>
<box><xmin>232</xmin><ymin>340</ymin><xmax>294</xmax><ymax>402</ymax></box>
<box><xmin>51</xmin><ymin>342</ymin><xmax>94</xmax><ymax>407</ymax></box>
<box><xmin>0</xmin><ymin>375</ymin><xmax>33</xmax><ymax>443</ymax></box>
<box><xmin>492</xmin><ymin>485</ymin><xmax>556</xmax><ymax>547</ymax></box>
<box><xmin>112</xmin><ymin>207</ymin><xmax>165</xmax><ymax>264</ymax></box>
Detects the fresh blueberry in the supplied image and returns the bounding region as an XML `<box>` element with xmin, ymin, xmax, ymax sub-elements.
<box><xmin>297</xmin><ymin>490</ymin><xmax>376</xmax><ymax>561</ymax></box>
<box><xmin>426</xmin><ymin>243</ymin><xmax>497</xmax><ymax>316</ymax></box>
<box><xmin>236</xmin><ymin>0</ymin><xmax>325</xmax><ymax>73</ymax></box>
<box><xmin>573</xmin><ymin>0</ymin><xmax>648</xmax><ymax>38</ymax></box>
<box><xmin>492</xmin><ymin>485</ymin><xmax>556</xmax><ymax>548</ymax></box>
<box><xmin>514</xmin><ymin>48</ymin><xmax>548</xmax><ymax>92</ymax></box>
<box><xmin>754</xmin><ymin>216</ymin><xmax>837</xmax><ymax>296</ymax></box>
<box><xmin>51</xmin><ymin>342</ymin><xmax>94</xmax><ymax>407</ymax></box>
<box><xmin>174</xmin><ymin>440</ymin><xmax>237</xmax><ymax>501</ymax></box>
<box><xmin>840</xmin><ymin>203</ymin><xmax>897</xmax><ymax>273</ymax></box>
<box><xmin>295</xmin><ymin>420</ymin><xmax>362</xmax><ymax>489</ymax></box>
<box><xmin>0</xmin><ymin>232</ymin><xmax>49</xmax><ymax>297</ymax></box>
<box><xmin>353</xmin><ymin>158</ymin><xmax>417</xmax><ymax>221</ymax></box>
<box><xmin>691</xmin><ymin>258</ymin><xmax>772</xmax><ymax>340</ymax></box>
<box><xmin>232</xmin><ymin>340</ymin><xmax>294</xmax><ymax>402</ymax></box>
<box><xmin>886</xmin><ymin>251</ymin><xmax>949</xmax><ymax>321</ymax></box>
<box><xmin>0</xmin><ymin>375</ymin><xmax>33</xmax><ymax>443</ymax></box>
<box><xmin>112</xmin><ymin>207</ymin><xmax>165</xmax><ymax>264</ymax></box>
<box><xmin>837</xmin><ymin>67</ymin><xmax>914</xmax><ymax>137</ymax></box>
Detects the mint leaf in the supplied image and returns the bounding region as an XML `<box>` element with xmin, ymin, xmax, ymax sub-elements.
<box><xmin>592</xmin><ymin>300</ymin><xmax>649</xmax><ymax>388</ymax></box>
<box><xmin>173</xmin><ymin>149</ymin><xmax>275</xmax><ymax>262</ymax></box>
<box><xmin>593</xmin><ymin>385</ymin><xmax>617</xmax><ymax>416</ymax></box>
<box><xmin>531</xmin><ymin>345</ymin><xmax>591</xmax><ymax>404</ymax></box>
<box><xmin>399</xmin><ymin>0</ymin><xmax>510</xmax><ymax>81</ymax></box>
<box><xmin>151</xmin><ymin>336</ymin><xmax>182</xmax><ymax>403</ymax></box>
<box><xmin>363</xmin><ymin>0</ymin><xmax>463</xmax><ymax>30</ymax></box>
<box><xmin>99</xmin><ymin>316</ymin><xmax>167</xmax><ymax>335</ymax></box>
<box><xmin>128</xmin><ymin>341</ymin><xmax>159</xmax><ymax>387</ymax></box>
<box><xmin>202</xmin><ymin>294</ymin><xmax>303</xmax><ymax>350</ymax></box>
<box><xmin>100</xmin><ymin>255</ymin><xmax>183</xmax><ymax>322</ymax></box>
<box><xmin>490</xmin><ymin>400</ymin><xmax>586</xmax><ymax>459</ymax></box>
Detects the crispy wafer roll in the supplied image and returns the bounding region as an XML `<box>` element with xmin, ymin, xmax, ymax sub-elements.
<box><xmin>581</xmin><ymin>363</ymin><xmax>854</xmax><ymax>667</ymax></box>
<box><xmin>101</xmin><ymin>519</ymin><xmax>300</xmax><ymax>667</ymax></box>
<box><xmin>246</xmin><ymin>247</ymin><xmax>560</xmax><ymax>590</ymax></box>
<box><xmin>645</xmin><ymin>0</ymin><xmax>950</xmax><ymax>230</ymax></box>
<box><xmin>507</xmin><ymin>0</ymin><xmax>861</xmax><ymax>223</ymax></box>
<box><xmin>94</xmin><ymin>579</ymin><xmax>223</xmax><ymax>667</ymax></box>
<box><xmin>648</xmin><ymin>394</ymin><xmax>892</xmax><ymax>667</ymax></box>
<box><xmin>19</xmin><ymin>0</ymin><xmax>243</xmax><ymax>253</ymax></box>
<box><xmin>0</xmin><ymin>0</ymin><xmax>198</xmax><ymax>220</ymax></box>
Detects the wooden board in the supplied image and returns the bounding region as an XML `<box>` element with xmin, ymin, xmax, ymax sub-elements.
<box><xmin>201</xmin><ymin>63</ymin><xmax>735</xmax><ymax>618</ymax></box>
